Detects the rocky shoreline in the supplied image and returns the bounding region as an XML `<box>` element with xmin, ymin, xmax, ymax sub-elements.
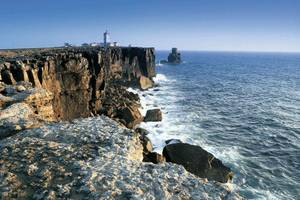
<box><xmin>0</xmin><ymin>47</ymin><xmax>241</xmax><ymax>199</ymax></box>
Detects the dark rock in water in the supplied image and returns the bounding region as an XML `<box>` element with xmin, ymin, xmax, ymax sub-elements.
<box><xmin>143</xmin><ymin>152</ymin><xmax>165</xmax><ymax>164</ymax></box>
<box><xmin>165</xmin><ymin>139</ymin><xmax>182</xmax><ymax>145</ymax></box>
<box><xmin>144</xmin><ymin>109</ymin><xmax>162</xmax><ymax>122</ymax></box>
<box><xmin>163</xmin><ymin>143</ymin><xmax>233</xmax><ymax>183</ymax></box>
<box><xmin>168</xmin><ymin>48</ymin><xmax>181</xmax><ymax>64</ymax></box>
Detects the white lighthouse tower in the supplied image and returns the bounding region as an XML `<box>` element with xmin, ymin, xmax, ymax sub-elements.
<box><xmin>103</xmin><ymin>30</ymin><xmax>110</xmax><ymax>47</ymax></box>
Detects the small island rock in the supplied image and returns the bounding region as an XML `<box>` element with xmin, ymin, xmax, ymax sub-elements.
<box><xmin>168</xmin><ymin>48</ymin><xmax>182</xmax><ymax>64</ymax></box>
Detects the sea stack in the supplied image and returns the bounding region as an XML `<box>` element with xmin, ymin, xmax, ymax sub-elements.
<box><xmin>168</xmin><ymin>48</ymin><xmax>181</xmax><ymax>64</ymax></box>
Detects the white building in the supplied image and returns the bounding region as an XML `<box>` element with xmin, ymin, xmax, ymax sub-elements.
<box><xmin>100</xmin><ymin>31</ymin><xmax>119</xmax><ymax>47</ymax></box>
<box><xmin>104</xmin><ymin>31</ymin><xmax>110</xmax><ymax>46</ymax></box>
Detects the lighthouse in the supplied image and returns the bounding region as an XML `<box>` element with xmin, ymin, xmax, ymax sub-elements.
<box><xmin>103</xmin><ymin>30</ymin><xmax>110</xmax><ymax>47</ymax></box>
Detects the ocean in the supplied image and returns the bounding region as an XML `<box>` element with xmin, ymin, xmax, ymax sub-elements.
<box><xmin>131</xmin><ymin>51</ymin><xmax>300</xmax><ymax>199</ymax></box>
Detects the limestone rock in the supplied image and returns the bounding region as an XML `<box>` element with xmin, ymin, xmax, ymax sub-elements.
<box><xmin>0</xmin><ymin>81</ymin><xmax>6</xmax><ymax>92</ymax></box>
<box><xmin>12</xmin><ymin>88</ymin><xmax>55</xmax><ymax>122</ymax></box>
<box><xmin>101</xmin><ymin>84</ymin><xmax>143</xmax><ymax>128</ymax></box>
<box><xmin>139</xmin><ymin>75</ymin><xmax>154</xmax><ymax>90</ymax></box>
<box><xmin>0</xmin><ymin>94</ymin><xmax>13</xmax><ymax>108</ymax></box>
<box><xmin>163</xmin><ymin>143</ymin><xmax>234</xmax><ymax>183</ymax></box>
<box><xmin>0</xmin><ymin>116</ymin><xmax>241</xmax><ymax>199</ymax></box>
<box><xmin>144</xmin><ymin>108</ymin><xmax>162</xmax><ymax>122</ymax></box>
<box><xmin>0</xmin><ymin>103</ymin><xmax>40</xmax><ymax>139</ymax></box>
<box><xmin>139</xmin><ymin>131</ymin><xmax>153</xmax><ymax>153</ymax></box>
<box><xmin>0</xmin><ymin>47</ymin><xmax>156</xmax><ymax>121</ymax></box>
<box><xmin>117</xmin><ymin>106</ymin><xmax>143</xmax><ymax>129</ymax></box>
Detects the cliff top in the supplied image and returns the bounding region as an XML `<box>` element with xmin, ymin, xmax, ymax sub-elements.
<box><xmin>0</xmin><ymin>46</ymin><xmax>155</xmax><ymax>61</ymax></box>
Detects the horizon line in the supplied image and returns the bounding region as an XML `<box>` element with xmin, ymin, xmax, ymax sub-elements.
<box><xmin>156</xmin><ymin>49</ymin><xmax>300</xmax><ymax>54</ymax></box>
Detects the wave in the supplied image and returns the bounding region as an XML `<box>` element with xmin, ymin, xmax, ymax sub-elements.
<box><xmin>153</xmin><ymin>74</ymin><xmax>168</xmax><ymax>82</ymax></box>
<box><xmin>156</xmin><ymin>62</ymin><xmax>164</xmax><ymax>67</ymax></box>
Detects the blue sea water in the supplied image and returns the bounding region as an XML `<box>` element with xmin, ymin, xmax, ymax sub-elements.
<box><xmin>136</xmin><ymin>51</ymin><xmax>300</xmax><ymax>199</ymax></box>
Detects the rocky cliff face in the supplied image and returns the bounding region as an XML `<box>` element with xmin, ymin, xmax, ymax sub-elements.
<box><xmin>0</xmin><ymin>47</ymin><xmax>155</xmax><ymax>122</ymax></box>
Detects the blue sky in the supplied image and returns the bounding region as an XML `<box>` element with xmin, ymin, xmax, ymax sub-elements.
<box><xmin>1</xmin><ymin>0</ymin><xmax>299</xmax><ymax>52</ymax></box>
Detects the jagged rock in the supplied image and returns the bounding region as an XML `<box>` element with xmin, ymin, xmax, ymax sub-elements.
<box><xmin>144</xmin><ymin>109</ymin><xmax>162</xmax><ymax>122</ymax></box>
<box><xmin>1</xmin><ymin>70</ymin><xmax>16</xmax><ymax>85</ymax></box>
<box><xmin>0</xmin><ymin>116</ymin><xmax>241</xmax><ymax>199</ymax></box>
<box><xmin>139</xmin><ymin>75</ymin><xmax>154</xmax><ymax>90</ymax></box>
<box><xmin>11</xmin><ymin>88</ymin><xmax>55</xmax><ymax>122</ymax></box>
<box><xmin>0</xmin><ymin>86</ymin><xmax>55</xmax><ymax>139</ymax></box>
<box><xmin>0</xmin><ymin>82</ymin><xmax>6</xmax><ymax>92</ymax></box>
<box><xmin>101</xmin><ymin>84</ymin><xmax>143</xmax><ymax>128</ymax></box>
<box><xmin>163</xmin><ymin>143</ymin><xmax>234</xmax><ymax>183</ymax></box>
<box><xmin>117</xmin><ymin>106</ymin><xmax>143</xmax><ymax>128</ymax></box>
<box><xmin>4</xmin><ymin>85</ymin><xmax>17</xmax><ymax>95</ymax></box>
<box><xmin>167</xmin><ymin>48</ymin><xmax>181</xmax><ymax>64</ymax></box>
<box><xmin>139</xmin><ymin>132</ymin><xmax>153</xmax><ymax>153</ymax></box>
<box><xmin>0</xmin><ymin>94</ymin><xmax>13</xmax><ymax>108</ymax></box>
<box><xmin>0</xmin><ymin>103</ymin><xmax>41</xmax><ymax>139</ymax></box>
<box><xmin>0</xmin><ymin>47</ymin><xmax>156</xmax><ymax>121</ymax></box>
<box><xmin>16</xmin><ymin>81</ymin><xmax>33</xmax><ymax>89</ymax></box>
<box><xmin>143</xmin><ymin>152</ymin><xmax>166</xmax><ymax>164</ymax></box>
<box><xmin>135</xmin><ymin>127</ymin><xmax>150</xmax><ymax>136</ymax></box>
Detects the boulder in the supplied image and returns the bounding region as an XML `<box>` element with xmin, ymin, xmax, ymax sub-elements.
<box><xmin>139</xmin><ymin>76</ymin><xmax>154</xmax><ymax>90</ymax></box>
<box><xmin>117</xmin><ymin>106</ymin><xmax>143</xmax><ymax>129</ymax></box>
<box><xmin>163</xmin><ymin>143</ymin><xmax>233</xmax><ymax>183</ymax></box>
<box><xmin>16</xmin><ymin>85</ymin><xmax>26</xmax><ymax>92</ymax></box>
<box><xmin>144</xmin><ymin>109</ymin><xmax>162</xmax><ymax>122</ymax></box>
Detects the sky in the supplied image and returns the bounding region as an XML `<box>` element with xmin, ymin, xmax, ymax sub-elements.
<box><xmin>0</xmin><ymin>0</ymin><xmax>300</xmax><ymax>52</ymax></box>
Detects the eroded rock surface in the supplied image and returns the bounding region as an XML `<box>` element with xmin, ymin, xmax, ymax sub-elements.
<box><xmin>0</xmin><ymin>116</ymin><xmax>241</xmax><ymax>200</ymax></box>
<box><xmin>0</xmin><ymin>47</ymin><xmax>156</xmax><ymax>122</ymax></box>
<box><xmin>0</xmin><ymin>83</ymin><xmax>55</xmax><ymax>139</ymax></box>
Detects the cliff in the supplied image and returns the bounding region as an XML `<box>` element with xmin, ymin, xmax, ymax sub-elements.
<box><xmin>0</xmin><ymin>47</ymin><xmax>155</xmax><ymax>126</ymax></box>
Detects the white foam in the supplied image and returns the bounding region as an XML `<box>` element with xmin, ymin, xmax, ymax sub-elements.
<box><xmin>153</xmin><ymin>74</ymin><xmax>169</xmax><ymax>82</ymax></box>
<box><xmin>156</xmin><ymin>63</ymin><xmax>164</xmax><ymax>67</ymax></box>
<box><xmin>127</xmin><ymin>87</ymin><xmax>139</xmax><ymax>94</ymax></box>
